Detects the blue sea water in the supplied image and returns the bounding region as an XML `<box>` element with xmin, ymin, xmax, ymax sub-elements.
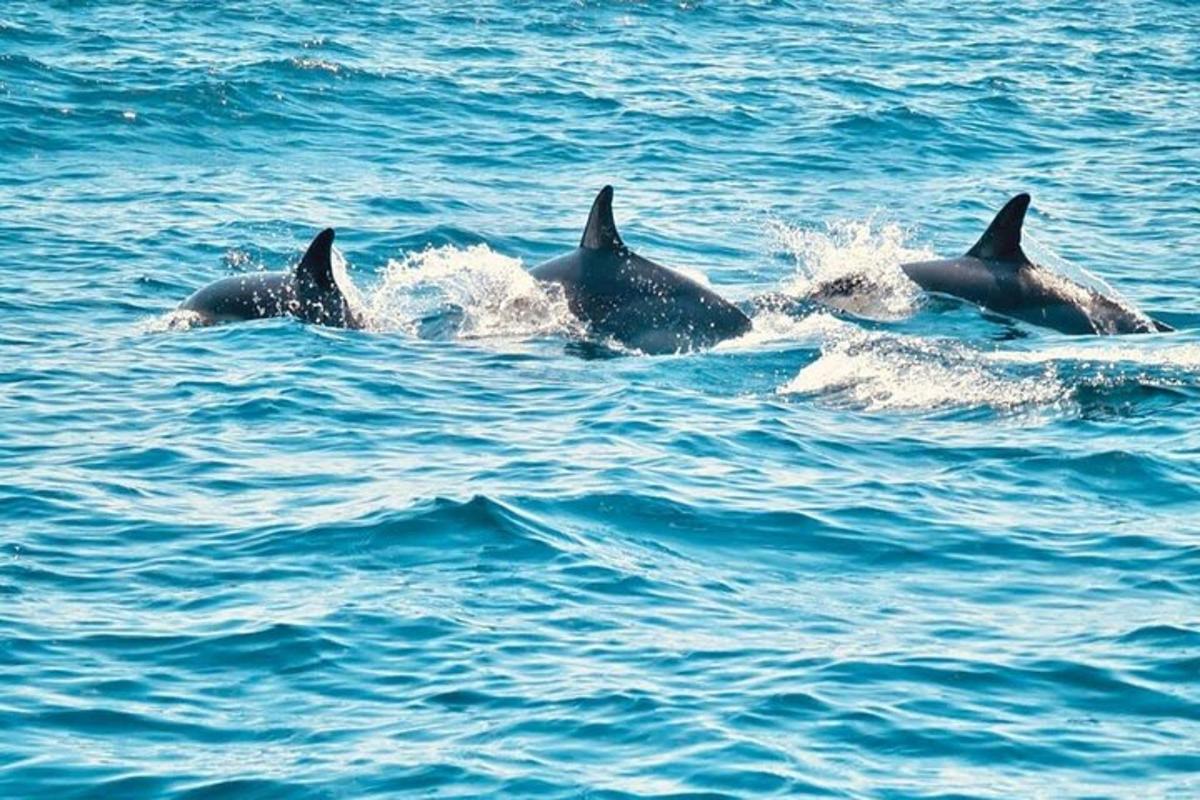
<box><xmin>3</xmin><ymin>1</ymin><xmax>1200</xmax><ymax>797</ymax></box>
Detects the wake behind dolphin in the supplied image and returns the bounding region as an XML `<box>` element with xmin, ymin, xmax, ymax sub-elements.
<box><xmin>529</xmin><ymin>186</ymin><xmax>752</xmax><ymax>354</ymax></box>
<box><xmin>178</xmin><ymin>228</ymin><xmax>364</xmax><ymax>329</ymax></box>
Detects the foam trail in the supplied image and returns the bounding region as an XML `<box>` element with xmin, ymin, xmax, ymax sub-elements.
<box><xmin>779</xmin><ymin>329</ymin><xmax>1068</xmax><ymax>412</ymax></box>
<box><xmin>990</xmin><ymin>340</ymin><xmax>1200</xmax><ymax>370</ymax></box>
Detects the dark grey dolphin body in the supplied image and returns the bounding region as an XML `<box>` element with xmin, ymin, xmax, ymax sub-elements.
<box><xmin>529</xmin><ymin>186</ymin><xmax>752</xmax><ymax>354</ymax></box>
<box><xmin>179</xmin><ymin>228</ymin><xmax>364</xmax><ymax>328</ymax></box>
<box><xmin>896</xmin><ymin>194</ymin><xmax>1168</xmax><ymax>334</ymax></box>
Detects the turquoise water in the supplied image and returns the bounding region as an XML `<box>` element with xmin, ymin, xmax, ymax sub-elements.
<box><xmin>3</xmin><ymin>2</ymin><xmax>1200</xmax><ymax>797</ymax></box>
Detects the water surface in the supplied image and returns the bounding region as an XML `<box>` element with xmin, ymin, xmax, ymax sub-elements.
<box><xmin>3</xmin><ymin>2</ymin><xmax>1200</xmax><ymax>797</ymax></box>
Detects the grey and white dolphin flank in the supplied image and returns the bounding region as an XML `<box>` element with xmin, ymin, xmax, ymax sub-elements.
<box><xmin>887</xmin><ymin>194</ymin><xmax>1168</xmax><ymax>334</ymax></box>
<box><xmin>179</xmin><ymin>228</ymin><xmax>364</xmax><ymax>328</ymax></box>
<box><xmin>530</xmin><ymin>186</ymin><xmax>752</xmax><ymax>354</ymax></box>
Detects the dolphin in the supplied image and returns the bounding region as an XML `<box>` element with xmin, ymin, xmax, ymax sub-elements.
<box><xmin>894</xmin><ymin>194</ymin><xmax>1168</xmax><ymax>334</ymax></box>
<box><xmin>178</xmin><ymin>228</ymin><xmax>364</xmax><ymax>328</ymax></box>
<box><xmin>529</xmin><ymin>186</ymin><xmax>752</xmax><ymax>354</ymax></box>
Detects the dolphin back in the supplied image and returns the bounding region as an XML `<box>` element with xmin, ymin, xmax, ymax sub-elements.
<box><xmin>531</xmin><ymin>186</ymin><xmax>750</xmax><ymax>354</ymax></box>
<box><xmin>179</xmin><ymin>272</ymin><xmax>293</xmax><ymax>324</ymax></box>
<box><xmin>178</xmin><ymin>228</ymin><xmax>364</xmax><ymax>329</ymax></box>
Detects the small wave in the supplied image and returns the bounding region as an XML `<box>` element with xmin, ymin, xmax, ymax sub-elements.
<box><xmin>228</xmin><ymin>56</ymin><xmax>377</xmax><ymax>83</ymax></box>
<box><xmin>362</xmin><ymin>243</ymin><xmax>578</xmax><ymax>342</ymax></box>
<box><xmin>1118</xmin><ymin>624</ymin><xmax>1200</xmax><ymax>647</ymax></box>
<box><xmin>234</xmin><ymin>494</ymin><xmax>572</xmax><ymax>566</ymax></box>
<box><xmin>288</xmin><ymin>57</ymin><xmax>345</xmax><ymax>75</ymax></box>
<box><xmin>831</xmin><ymin>105</ymin><xmax>952</xmax><ymax>140</ymax></box>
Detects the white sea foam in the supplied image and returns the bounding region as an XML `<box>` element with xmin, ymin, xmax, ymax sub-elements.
<box><xmin>989</xmin><ymin>340</ymin><xmax>1200</xmax><ymax>370</ymax></box>
<box><xmin>778</xmin><ymin>328</ymin><xmax>1068</xmax><ymax>412</ymax></box>
<box><xmin>361</xmin><ymin>243</ymin><xmax>577</xmax><ymax>341</ymax></box>
<box><xmin>766</xmin><ymin>216</ymin><xmax>932</xmax><ymax>321</ymax></box>
<box><xmin>716</xmin><ymin>310</ymin><xmax>850</xmax><ymax>352</ymax></box>
<box><xmin>330</xmin><ymin>247</ymin><xmax>367</xmax><ymax>318</ymax></box>
<box><xmin>777</xmin><ymin>326</ymin><xmax>1200</xmax><ymax>413</ymax></box>
<box><xmin>139</xmin><ymin>309</ymin><xmax>208</xmax><ymax>333</ymax></box>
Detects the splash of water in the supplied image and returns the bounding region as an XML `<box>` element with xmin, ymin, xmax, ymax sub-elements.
<box><xmin>140</xmin><ymin>309</ymin><xmax>208</xmax><ymax>333</ymax></box>
<box><xmin>362</xmin><ymin>243</ymin><xmax>578</xmax><ymax>341</ymax></box>
<box><xmin>767</xmin><ymin>216</ymin><xmax>932</xmax><ymax>321</ymax></box>
<box><xmin>716</xmin><ymin>310</ymin><xmax>849</xmax><ymax>352</ymax></box>
<box><xmin>330</xmin><ymin>247</ymin><xmax>367</xmax><ymax>319</ymax></box>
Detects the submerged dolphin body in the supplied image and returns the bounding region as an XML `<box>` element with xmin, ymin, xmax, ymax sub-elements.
<box><xmin>529</xmin><ymin>186</ymin><xmax>752</xmax><ymax>354</ymax></box>
<box><xmin>890</xmin><ymin>194</ymin><xmax>1168</xmax><ymax>335</ymax></box>
<box><xmin>179</xmin><ymin>228</ymin><xmax>364</xmax><ymax>328</ymax></box>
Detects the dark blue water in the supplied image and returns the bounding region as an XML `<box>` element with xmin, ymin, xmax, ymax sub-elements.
<box><xmin>3</xmin><ymin>2</ymin><xmax>1200</xmax><ymax>797</ymax></box>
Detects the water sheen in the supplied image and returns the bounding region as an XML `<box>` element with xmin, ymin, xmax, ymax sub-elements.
<box><xmin>3</xmin><ymin>2</ymin><xmax>1200</xmax><ymax>797</ymax></box>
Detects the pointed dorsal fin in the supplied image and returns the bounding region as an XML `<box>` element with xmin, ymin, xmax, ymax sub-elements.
<box><xmin>295</xmin><ymin>228</ymin><xmax>337</xmax><ymax>290</ymax></box>
<box><xmin>580</xmin><ymin>185</ymin><xmax>623</xmax><ymax>250</ymax></box>
<box><xmin>966</xmin><ymin>193</ymin><xmax>1030</xmax><ymax>262</ymax></box>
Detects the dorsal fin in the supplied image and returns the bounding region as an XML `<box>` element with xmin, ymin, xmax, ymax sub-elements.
<box><xmin>580</xmin><ymin>185</ymin><xmax>623</xmax><ymax>250</ymax></box>
<box><xmin>966</xmin><ymin>193</ymin><xmax>1030</xmax><ymax>262</ymax></box>
<box><xmin>295</xmin><ymin>228</ymin><xmax>337</xmax><ymax>291</ymax></box>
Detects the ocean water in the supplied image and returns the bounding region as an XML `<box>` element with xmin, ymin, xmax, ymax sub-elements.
<box><xmin>3</xmin><ymin>1</ymin><xmax>1200</xmax><ymax>797</ymax></box>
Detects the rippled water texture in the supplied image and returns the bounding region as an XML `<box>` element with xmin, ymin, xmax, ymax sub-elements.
<box><xmin>3</xmin><ymin>2</ymin><xmax>1200</xmax><ymax>797</ymax></box>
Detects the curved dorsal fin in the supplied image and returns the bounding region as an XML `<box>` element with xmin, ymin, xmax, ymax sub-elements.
<box><xmin>295</xmin><ymin>228</ymin><xmax>337</xmax><ymax>290</ymax></box>
<box><xmin>966</xmin><ymin>193</ymin><xmax>1030</xmax><ymax>263</ymax></box>
<box><xmin>580</xmin><ymin>185</ymin><xmax>623</xmax><ymax>250</ymax></box>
